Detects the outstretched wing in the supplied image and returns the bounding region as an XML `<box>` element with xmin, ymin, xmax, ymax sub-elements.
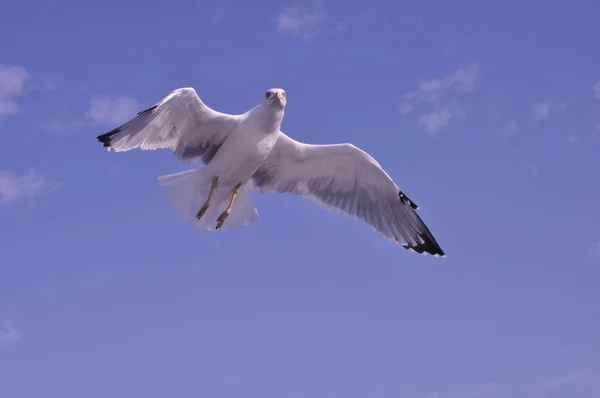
<box><xmin>251</xmin><ymin>132</ymin><xmax>445</xmax><ymax>256</ymax></box>
<box><xmin>96</xmin><ymin>87</ymin><xmax>244</xmax><ymax>164</ymax></box>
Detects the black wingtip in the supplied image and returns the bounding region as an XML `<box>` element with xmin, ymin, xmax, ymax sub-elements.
<box><xmin>396</xmin><ymin>189</ymin><xmax>445</xmax><ymax>256</ymax></box>
<box><xmin>95</xmin><ymin>104</ymin><xmax>158</xmax><ymax>149</ymax></box>
<box><xmin>403</xmin><ymin>242</ymin><xmax>446</xmax><ymax>257</ymax></box>
<box><xmin>137</xmin><ymin>104</ymin><xmax>158</xmax><ymax>116</ymax></box>
<box><xmin>399</xmin><ymin>190</ymin><xmax>419</xmax><ymax>210</ymax></box>
<box><xmin>401</xmin><ymin>217</ymin><xmax>446</xmax><ymax>257</ymax></box>
<box><xmin>96</xmin><ymin>127</ymin><xmax>120</xmax><ymax>149</ymax></box>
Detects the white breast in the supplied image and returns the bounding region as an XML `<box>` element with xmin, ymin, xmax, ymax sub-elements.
<box><xmin>204</xmin><ymin>108</ymin><xmax>282</xmax><ymax>186</ymax></box>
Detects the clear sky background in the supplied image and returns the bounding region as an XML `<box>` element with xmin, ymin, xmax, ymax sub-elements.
<box><xmin>1</xmin><ymin>0</ymin><xmax>599</xmax><ymax>397</ymax></box>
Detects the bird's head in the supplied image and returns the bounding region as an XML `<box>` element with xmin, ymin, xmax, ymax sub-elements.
<box><xmin>263</xmin><ymin>88</ymin><xmax>287</xmax><ymax>109</ymax></box>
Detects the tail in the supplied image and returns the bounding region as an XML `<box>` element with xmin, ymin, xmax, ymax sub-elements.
<box><xmin>157</xmin><ymin>168</ymin><xmax>259</xmax><ymax>231</ymax></box>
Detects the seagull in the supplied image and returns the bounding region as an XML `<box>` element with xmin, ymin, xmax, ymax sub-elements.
<box><xmin>96</xmin><ymin>87</ymin><xmax>445</xmax><ymax>257</ymax></box>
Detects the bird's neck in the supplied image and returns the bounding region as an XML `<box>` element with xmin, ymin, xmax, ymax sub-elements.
<box><xmin>253</xmin><ymin>104</ymin><xmax>284</xmax><ymax>133</ymax></box>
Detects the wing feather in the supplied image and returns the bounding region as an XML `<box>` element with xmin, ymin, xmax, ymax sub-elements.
<box><xmin>251</xmin><ymin>132</ymin><xmax>445</xmax><ymax>256</ymax></box>
<box><xmin>96</xmin><ymin>87</ymin><xmax>244</xmax><ymax>164</ymax></box>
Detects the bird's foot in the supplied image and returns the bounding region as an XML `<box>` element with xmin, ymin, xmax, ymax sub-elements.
<box><xmin>215</xmin><ymin>209</ymin><xmax>231</xmax><ymax>229</ymax></box>
<box><xmin>195</xmin><ymin>204</ymin><xmax>209</xmax><ymax>220</ymax></box>
<box><xmin>196</xmin><ymin>177</ymin><xmax>219</xmax><ymax>220</ymax></box>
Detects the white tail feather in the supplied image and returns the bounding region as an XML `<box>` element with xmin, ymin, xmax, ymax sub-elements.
<box><xmin>157</xmin><ymin>168</ymin><xmax>259</xmax><ymax>231</ymax></box>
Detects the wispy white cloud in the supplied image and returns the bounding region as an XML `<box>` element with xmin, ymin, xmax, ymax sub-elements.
<box><xmin>541</xmin><ymin>372</ymin><xmax>582</xmax><ymax>389</ymax></box>
<box><xmin>411</xmin><ymin>10</ymin><xmax>424</xmax><ymax>29</ymax></box>
<box><xmin>0</xmin><ymin>325</ymin><xmax>22</xmax><ymax>349</ymax></box>
<box><xmin>422</xmin><ymin>371</ymin><xmax>600</xmax><ymax>398</ymax></box>
<box><xmin>209</xmin><ymin>0</ymin><xmax>226</xmax><ymax>23</ymax></box>
<box><xmin>0</xmin><ymin>64</ymin><xmax>29</xmax><ymax>117</ymax></box>
<box><xmin>593</xmin><ymin>80</ymin><xmax>600</xmax><ymax>100</ymax></box>
<box><xmin>45</xmin><ymin>93</ymin><xmax>135</xmax><ymax>135</ymax></box>
<box><xmin>400</xmin><ymin>63</ymin><xmax>478</xmax><ymax>135</ymax></box>
<box><xmin>418</xmin><ymin>108</ymin><xmax>452</xmax><ymax>136</ymax></box>
<box><xmin>567</xmin><ymin>135</ymin><xmax>579</xmax><ymax>143</ymax></box>
<box><xmin>533</xmin><ymin>101</ymin><xmax>550</xmax><ymax>121</ymax></box>
<box><xmin>40</xmin><ymin>119</ymin><xmax>86</xmax><ymax>136</ymax></box>
<box><xmin>401</xmin><ymin>64</ymin><xmax>478</xmax><ymax>113</ymax></box>
<box><xmin>275</xmin><ymin>3</ymin><xmax>325</xmax><ymax>40</ymax></box>
<box><xmin>0</xmin><ymin>168</ymin><xmax>58</xmax><ymax>205</ymax></box>
<box><xmin>86</xmin><ymin>95</ymin><xmax>140</xmax><ymax>126</ymax></box>
<box><xmin>0</xmin><ymin>65</ymin><xmax>58</xmax><ymax>118</ymax></box>
<box><xmin>532</xmin><ymin>99</ymin><xmax>567</xmax><ymax>122</ymax></box>
<box><xmin>461</xmin><ymin>381</ymin><xmax>498</xmax><ymax>398</ymax></box>
<box><xmin>420</xmin><ymin>380</ymin><xmax>503</xmax><ymax>398</ymax></box>
<box><xmin>335</xmin><ymin>22</ymin><xmax>346</xmax><ymax>33</ymax></box>
<box><xmin>502</xmin><ymin>120</ymin><xmax>521</xmax><ymax>137</ymax></box>
<box><xmin>540</xmin><ymin>369</ymin><xmax>600</xmax><ymax>392</ymax></box>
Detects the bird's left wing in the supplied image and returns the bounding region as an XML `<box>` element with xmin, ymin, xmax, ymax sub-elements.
<box><xmin>251</xmin><ymin>132</ymin><xmax>445</xmax><ymax>256</ymax></box>
<box><xmin>96</xmin><ymin>87</ymin><xmax>244</xmax><ymax>164</ymax></box>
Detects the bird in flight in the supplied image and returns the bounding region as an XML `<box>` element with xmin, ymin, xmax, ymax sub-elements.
<box><xmin>96</xmin><ymin>87</ymin><xmax>445</xmax><ymax>257</ymax></box>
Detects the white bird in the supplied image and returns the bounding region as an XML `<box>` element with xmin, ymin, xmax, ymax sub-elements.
<box><xmin>97</xmin><ymin>87</ymin><xmax>445</xmax><ymax>256</ymax></box>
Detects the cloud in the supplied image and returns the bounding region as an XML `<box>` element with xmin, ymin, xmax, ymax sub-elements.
<box><xmin>86</xmin><ymin>95</ymin><xmax>140</xmax><ymax>126</ymax></box>
<box><xmin>541</xmin><ymin>372</ymin><xmax>582</xmax><ymax>389</ymax></box>
<box><xmin>532</xmin><ymin>99</ymin><xmax>567</xmax><ymax>122</ymax></box>
<box><xmin>40</xmin><ymin>119</ymin><xmax>86</xmax><ymax>136</ymax></box>
<box><xmin>425</xmin><ymin>372</ymin><xmax>600</xmax><ymax>398</ymax></box>
<box><xmin>208</xmin><ymin>0</ymin><xmax>226</xmax><ymax>23</ymax></box>
<box><xmin>275</xmin><ymin>3</ymin><xmax>325</xmax><ymax>40</ymax></box>
<box><xmin>0</xmin><ymin>325</ymin><xmax>22</xmax><ymax>349</ymax></box>
<box><xmin>411</xmin><ymin>10</ymin><xmax>424</xmax><ymax>29</ymax></box>
<box><xmin>0</xmin><ymin>64</ymin><xmax>30</xmax><ymax>117</ymax></box>
<box><xmin>402</xmin><ymin>64</ymin><xmax>478</xmax><ymax>110</ymax></box>
<box><xmin>420</xmin><ymin>381</ymin><xmax>503</xmax><ymax>398</ymax></box>
<box><xmin>335</xmin><ymin>22</ymin><xmax>346</xmax><ymax>33</ymax></box>
<box><xmin>418</xmin><ymin>108</ymin><xmax>452</xmax><ymax>136</ymax></box>
<box><xmin>533</xmin><ymin>101</ymin><xmax>550</xmax><ymax>121</ymax></box>
<box><xmin>0</xmin><ymin>168</ymin><xmax>57</xmax><ymax>205</ymax></box>
<box><xmin>502</xmin><ymin>120</ymin><xmax>521</xmax><ymax>137</ymax></box>
<box><xmin>400</xmin><ymin>64</ymin><xmax>478</xmax><ymax>135</ymax></box>
<box><xmin>594</xmin><ymin>80</ymin><xmax>600</xmax><ymax>100</ymax></box>
<box><xmin>0</xmin><ymin>65</ymin><xmax>58</xmax><ymax>118</ymax></box>
<box><xmin>461</xmin><ymin>382</ymin><xmax>498</xmax><ymax>398</ymax></box>
<box><xmin>540</xmin><ymin>369</ymin><xmax>600</xmax><ymax>392</ymax></box>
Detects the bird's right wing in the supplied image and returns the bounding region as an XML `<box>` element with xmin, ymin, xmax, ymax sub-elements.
<box><xmin>251</xmin><ymin>132</ymin><xmax>445</xmax><ymax>256</ymax></box>
<box><xmin>96</xmin><ymin>87</ymin><xmax>244</xmax><ymax>164</ymax></box>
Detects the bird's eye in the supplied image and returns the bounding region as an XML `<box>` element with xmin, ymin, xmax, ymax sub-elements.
<box><xmin>281</xmin><ymin>91</ymin><xmax>286</xmax><ymax>98</ymax></box>
<box><xmin>265</xmin><ymin>91</ymin><xmax>271</xmax><ymax>98</ymax></box>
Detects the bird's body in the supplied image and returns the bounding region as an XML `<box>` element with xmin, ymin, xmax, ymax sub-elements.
<box><xmin>204</xmin><ymin>103</ymin><xmax>282</xmax><ymax>188</ymax></box>
<box><xmin>96</xmin><ymin>87</ymin><xmax>446</xmax><ymax>257</ymax></box>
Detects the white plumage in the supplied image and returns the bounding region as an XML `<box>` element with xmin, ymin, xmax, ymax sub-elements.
<box><xmin>98</xmin><ymin>87</ymin><xmax>243</xmax><ymax>164</ymax></box>
<box><xmin>97</xmin><ymin>87</ymin><xmax>445</xmax><ymax>256</ymax></box>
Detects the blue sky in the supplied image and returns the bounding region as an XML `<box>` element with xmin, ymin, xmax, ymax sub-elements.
<box><xmin>1</xmin><ymin>0</ymin><xmax>600</xmax><ymax>397</ymax></box>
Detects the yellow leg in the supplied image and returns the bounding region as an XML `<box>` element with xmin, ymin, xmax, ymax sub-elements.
<box><xmin>195</xmin><ymin>177</ymin><xmax>219</xmax><ymax>220</ymax></box>
<box><xmin>215</xmin><ymin>183</ymin><xmax>242</xmax><ymax>229</ymax></box>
